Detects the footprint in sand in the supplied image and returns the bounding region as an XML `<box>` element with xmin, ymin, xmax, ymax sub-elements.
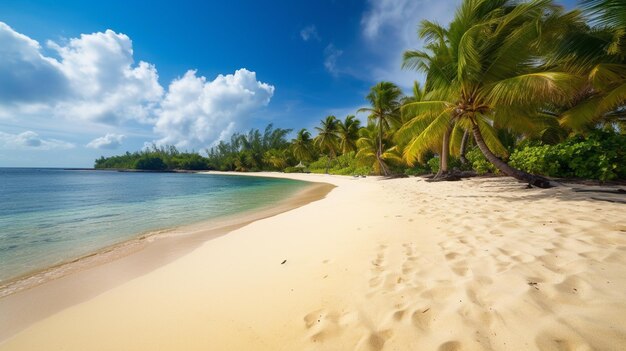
<box><xmin>359</xmin><ymin>329</ymin><xmax>394</xmax><ymax>351</ymax></box>
<box><xmin>445</xmin><ymin>252</ymin><xmax>460</xmax><ymax>261</ymax></box>
<box><xmin>535</xmin><ymin>330</ymin><xmax>591</xmax><ymax>351</ymax></box>
<box><xmin>303</xmin><ymin>309</ymin><xmax>352</xmax><ymax>343</ymax></box>
<box><xmin>451</xmin><ymin>262</ymin><xmax>470</xmax><ymax>277</ymax></box>
<box><xmin>411</xmin><ymin>307</ymin><xmax>433</xmax><ymax>331</ymax></box>
<box><xmin>438</xmin><ymin>341</ymin><xmax>463</xmax><ymax>351</ymax></box>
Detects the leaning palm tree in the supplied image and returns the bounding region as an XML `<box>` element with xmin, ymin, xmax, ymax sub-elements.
<box><xmin>358</xmin><ymin>82</ymin><xmax>403</xmax><ymax>175</ymax></box>
<box><xmin>337</xmin><ymin>115</ymin><xmax>361</xmax><ymax>154</ymax></box>
<box><xmin>400</xmin><ymin>0</ymin><xmax>583</xmax><ymax>188</ymax></box>
<box><xmin>291</xmin><ymin>128</ymin><xmax>314</xmax><ymax>163</ymax></box>
<box><xmin>314</xmin><ymin>115</ymin><xmax>340</xmax><ymax>173</ymax></box>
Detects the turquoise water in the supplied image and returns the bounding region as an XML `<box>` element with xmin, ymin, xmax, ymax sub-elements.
<box><xmin>0</xmin><ymin>169</ymin><xmax>307</xmax><ymax>283</ymax></box>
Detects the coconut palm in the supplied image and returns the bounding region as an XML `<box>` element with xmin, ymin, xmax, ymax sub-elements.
<box><xmin>358</xmin><ymin>82</ymin><xmax>403</xmax><ymax>175</ymax></box>
<box><xmin>263</xmin><ymin>149</ymin><xmax>289</xmax><ymax>170</ymax></box>
<box><xmin>356</xmin><ymin>125</ymin><xmax>402</xmax><ymax>175</ymax></box>
<box><xmin>550</xmin><ymin>0</ymin><xmax>626</xmax><ymax>131</ymax></box>
<box><xmin>400</xmin><ymin>0</ymin><xmax>583</xmax><ymax>187</ymax></box>
<box><xmin>337</xmin><ymin>115</ymin><xmax>361</xmax><ymax>154</ymax></box>
<box><xmin>291</xmin><ymin>128</ymin><xmax>314</xmax><ymax>162</ymax></box>
<box><xmin>314</xmin><ymin>115</ymin><xmax>340</xmax><ymax>173</ymax></box>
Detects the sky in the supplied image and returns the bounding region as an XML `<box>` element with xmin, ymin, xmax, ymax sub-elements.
<box><xmin>0</xmin><ymin>0</ymin><xmax>577</xmax><ymax>167</ymax></box>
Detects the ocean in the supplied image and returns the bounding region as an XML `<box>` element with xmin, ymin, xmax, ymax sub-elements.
<box><xmin>0</xmin><ymin>168</ymin><xmax>307</xmax><ymax>283</ymax></box>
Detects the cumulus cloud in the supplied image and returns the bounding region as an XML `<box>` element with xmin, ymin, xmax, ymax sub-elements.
<box><xmin>0</xmin><ymin>22</ymin><xmax>276</xmax><ymax>149</ymax></box>
<box><xmin>49</xmin><ymin>30</ymin><xmax>163</xmax><ymax>123</ymax></box>
<box><xmin>0</xmin><ymin>22</ymin><xmax>163</xmax><ymax>123</ymax></box>
<box><xmin>86</xmin><ymin>133</ymin><xmax>125</xmax><ymax>149</ymax></box>
<box><xmin>0</xmin><ymin>130</ymin><xmax>74</xmax><ymax>150</ymax></box>
<box><xmin>360</xmin><ymin>0</ymin><xmax>461</xmax><ymax>87</ymax></box>
<box><xmin>154</xmin><ymin>69</ymin><xmax>275</xmax><ymax>148</ymax></box>
<box><xmin>0</xmin><ymin>23</ymin><xmax>69</xmax><ymax>103</ymax></box>
<box><xmin>300</xmin><ymin>25</ymin><xmax>321</xmax><ymax>41</ymax></box>
<box><xmin>324</xmin><ymin>44</ymin><xmax>343</xmax><ymax>76</ymax></box>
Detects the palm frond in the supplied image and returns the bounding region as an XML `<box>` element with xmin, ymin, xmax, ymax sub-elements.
<box><xmin>483</xmin><ymin>72</ymin><xmax>583</xmax><ymax>106</ymax></box>
<box><xmin>476</xmin><ymin>117</ymin><xmax>508</xmax><ymax>157</ymax></box>
<box><xmin>597</xmin><ymin>82</ymin><xmax>626</xmax><ymax>114</ymax></box>
<box><xmin>559</xmin><ymin>96</ymin><xmax>604</xmax><ymax>130</ymax></box>
<box><xmin>589</xmin><ymin>63</ymin><xmax>626</xmax><ymax>90</ymax></box>
<box><xmin>403</xmin><ymin>111</ymin><xmax>452</xmax><ymax>166</ymax></box>
<box><xmin>449</xmin><ymin>123</ymin><xmax>465</xmax><ymax>156</ymax></box>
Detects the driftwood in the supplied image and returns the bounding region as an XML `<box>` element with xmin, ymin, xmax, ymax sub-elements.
<box><xmin>573</xmin><ymin>188</ymin><xmax>626</xmax><ymax>195</ymax></box>
<box><xmin>591</xmin><ymin>197</ymin><xmax>626</xmax><ymax>204</ymax></box>
<box><xmin>384</xmin><ymin>174</ymin><xmax>409</xmax><ymax>179</ymax></box>
<box><xmin>426</xmin><ymin>171</ymin><xmax>478</xmax><ymax>182</ymax></box>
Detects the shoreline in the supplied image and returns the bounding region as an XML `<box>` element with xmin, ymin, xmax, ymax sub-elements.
<box><xmin>0</xmin><ymin>173</ymin><xmax>334</xmax><ymax>342</ymax></box>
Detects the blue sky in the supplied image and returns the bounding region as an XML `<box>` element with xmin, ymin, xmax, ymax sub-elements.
<box><xmin>0</xmin><ymin>0</ymin><xmax>577</xmax><ymax>167</ymax></box>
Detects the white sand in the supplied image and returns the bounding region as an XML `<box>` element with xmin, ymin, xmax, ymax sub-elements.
<box><xmin>1</xmin><ymin>173</ymin><xmax>625</xmax><ymax>350</ymax></box>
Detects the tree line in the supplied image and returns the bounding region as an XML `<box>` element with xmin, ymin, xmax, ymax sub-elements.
<box><xmin>96</xmin><ymin>0</ymin><xmax>625</xmax><ymax>183</ymax></box>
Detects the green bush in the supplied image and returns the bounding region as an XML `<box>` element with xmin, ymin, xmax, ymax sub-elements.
<box><xmin>404</xmin><ymin>165</ymin><xmax>430</xmax><ymax>176</ymax></box>
<box><xmin>427</xmin><ymin>157</ymin><xmax>440</xmax><ymax>173</ymax></box>
<box><xmin>308</xmin><ymin>156</ymin><xmax>331</xmax><ymax>172</ymax></box>
<box><xmin>509</xmin><ymin>130</ymin><xmax>626</xmax><ymax>181</ymax></box>
<box><xmin>307</xmin><ymin>154</ymin><xmax>372</xmax><ymax>175</ymax></box>
<box><xmin>465</xmin><ymin>148</ymin><xmax>497</xmax><ymax>175</ymax></box>
<box><xmin>283</xmin><ymin>166</ymin><xmax>306</xmax><ymax>173</ymax></box>
<box><xmin>426</xmin><ymin>156</ymin><xmax>466</xmax><ymax>174</ymax></box>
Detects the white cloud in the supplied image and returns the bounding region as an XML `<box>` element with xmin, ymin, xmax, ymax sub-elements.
<box><xmin>324</xmin><ymin>44</ymin><xmax>343</xmax><ymax>76</ymax></box>
<box><xmin>0</xmin><ymin>130</ymin><xmax>74</xmax><ymax>150</ymax></box>
<box><xmin>86</xmin><ymin>133</ymin><xmax>125</xmax><ymax>149</ymax></box>
<box><xmin>360</xmin><ymin>0</ymin><xmax>461</xmax><ymax>88</ymax></box>
<box><xmin>0</xmin><ymin>22</ymin><xmax>163</xmax><ymax>124</ymax></box>
<box><xmin>154</xmin><ymin>68</ymin><xmax>274</xmax><ymax>149</ymax></box>
<box><xmin>0</xmin><ymin>22</ymin><xmax>276</xmax><ymax>150</ymax></box>
<box><xmin>49</xmin><ymin>30</ymin><xmax>163</xmax><ymax>123</ymax></box>
<box><xmin>300</xmin><ymin>25</ymin><xmax>321</xmax><ymax>41</ymax></box>
<box><xmin>0</xmin><ymin>23</ymin><xmax>69</xmax><ymax>103</ymax></box>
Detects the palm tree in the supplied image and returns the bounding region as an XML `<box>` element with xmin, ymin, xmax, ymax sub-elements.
<box><xmin>358</xmin><ymin>82</ymin><xmax>403</xmax><ymax>175</ymax></box>
<box><xmin>314</xmin><ymin>115</ymin><xmax>340</xmax><ymax>173</ymax></box>
<box><xmin>263</xmin><ymin>149</ymin><xmax>289</xmax><ymax>170</ymax></box>
<box><xmin>550</xmin><ymin>0</ymin><xmax>626</xmax><ymax>131</ymax></box>
<box><xmin>356</xmin><ymin>125</ymin><xmax>402</xmax><ymax>175</ymax></box>
<box><xmin>291</xmin><ymin>129</ymin><xmax>314</xmax><ymax>163</ymax></box>
<box><xmin>400</xmin><ymin>0</ymin><xmax>582</xmax><ymax>188</ymax></box>
<box><xmin>337</xmin><ymin>115</ymin><xmax>361</xmax><ymax>154</ymax></box>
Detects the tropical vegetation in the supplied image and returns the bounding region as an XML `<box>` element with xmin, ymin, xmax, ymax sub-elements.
<box><xmin>95</xmin><ymin>0</ymin><xmax>625</xmax><ymax>184</ymax></box>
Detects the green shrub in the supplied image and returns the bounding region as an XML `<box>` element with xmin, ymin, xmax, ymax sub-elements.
<box><xmin>509</xmin><ymin>130</ymin><xmax>626</xmax><ymax>181</ymax></box>
<box><xmin>427</xmin><ymin>157</ymin><xmax>440</xmax><ymax>173</ymax></box>
<box><xmin>465</xmin><ymin>148</ymin><xmax>497</xmax><ymax>175</ymax></box>
<box><xmin>426</xmin><ymin>156</ymin><xmax>465</xmax><ymax>174</ymax></box>
<box><xmin>404</xmin><ymin>165</ymin><xmax>430</xmax><ymax>176</ymax></box>
<box><xmin>283</xmin><ymin>166</ymin><xmax>306</xmax><ymax>173</ymax></box>
<box><xmin>308</xmin><ymin>156</ymin><xmax>331</xmax><ymax>172</ymax></box>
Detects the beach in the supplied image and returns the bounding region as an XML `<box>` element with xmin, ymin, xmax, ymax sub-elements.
<box><xmin>1</xmin><ymin>173</ymin><xmax>625</xmax><ymax>350</ymax></box>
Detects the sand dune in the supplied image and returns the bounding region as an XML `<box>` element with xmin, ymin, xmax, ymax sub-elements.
<box><xmin>1</xmin><ymin>174</ymin><xmax>625</xmax><ymax>350</ymax></box>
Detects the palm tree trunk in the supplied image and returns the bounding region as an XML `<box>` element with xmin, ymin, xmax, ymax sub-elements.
<box><xmin>459</xmin><ymin>130</ymin><xmax>469</xmax><ymax>165</ymax></box>
<box><xmin>325</xmin><ymin>154</ymin><xmax>330</xmax><ymax>174</ymax></box>
<box><xmin>377</xmin><ymin>118</ymin><xmax>389</xmax><ymax>176</ymax></box>
<box><xmin>435</xmin><ymin>124</ymin><xmax>453</xmax><ymax>179</ymax></box>
<box><xmin>471</xmin><ymin>123</ymin><xmax>551</xmax><ymax>188</ymax></box>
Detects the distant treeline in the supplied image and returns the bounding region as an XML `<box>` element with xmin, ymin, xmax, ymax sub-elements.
<box><xmin>94</xmin><ymin>145</ymin><xmax>210</xmax><ymax>170</ymax></box>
